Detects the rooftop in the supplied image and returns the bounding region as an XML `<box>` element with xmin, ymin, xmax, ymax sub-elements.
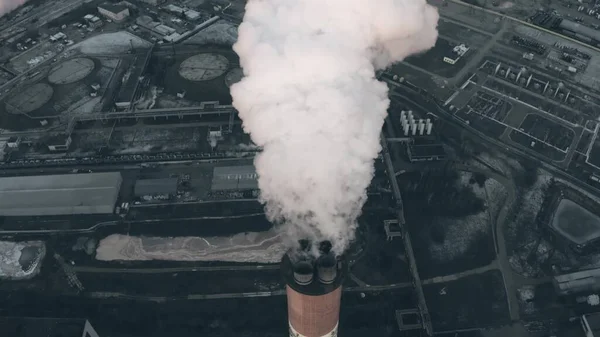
<box><xmin>211</xmin><ymin>165</ymin><xmax>258</xmax><ymax>191</ymax></box>
<box><xmin>115</xmin><ymin>51</ymin><xmax>151</xmax><ymax>105</ymax></box>
<box><xmin>0</xmin><ymin>172</ymin><xmax>122</xmax><ymax>216</ymax></box>
<box><xmin>98</xmin><ymin>3</ymin><xmax>129</xmax><ymax>14</ymax></box>
<box><xmin>0</xmin><ymin>317</ymin><xmax>95</xmax><ymax>337</ymax></box>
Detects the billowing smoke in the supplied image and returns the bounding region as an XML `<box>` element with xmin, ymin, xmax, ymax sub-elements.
<box><xmin>0</xmin><ymin>0</ymin><xmax>27</xmax><ymax>17</ymax></box>
<box><xmin>232</xmin><ymin>0</ymin><xmax>438</xmax><ymax>254</ymax></box>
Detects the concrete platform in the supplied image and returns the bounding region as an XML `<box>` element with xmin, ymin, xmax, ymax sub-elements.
<box><xmin>551</xmin><ymin>198</ymin><xmax>600</xmax><ymax>245</ymax></box>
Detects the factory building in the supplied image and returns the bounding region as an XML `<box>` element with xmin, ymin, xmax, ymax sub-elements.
<box><xmin>114</xmin><ymin>47</ymin><xmax>152</xmax><ymax>110</ymax></box>
<box><xmin>134</xmin><ymin>178</ymin><xmax>178</xmax><ymax>197</ymax></box>
<box><xmin>407</xmin><ymin>142</ymin><xmax>446</xmax><ymax>162</ymax></box>
<box><xmin>0</xmin><ymin>317</ymin><xmax>101</xmax><ymax>337</ymax></box>
<box><xmin>282</xmin><ymin>240</ymin><xmax>345</xmax><ymax>337</ymax></box>
<box><xmin>553</xmin><ymin>268</ymin><xmax>600</xmax><ymax>296</ymax></box>
<box><xmin>443</xmin><ymin>44</ymin><xmax>469</xmax><ymax>65</ymax></box>
<box><xmin>97</xmin><ymin>4</ymin><xmax>130</xmax><ymax>22</ymax></box>
<box><xmin>0</xmin><ymin>172</ymin><xmax>122</xmax><ymax>216</ymax></box>
<box><xmin>558</xmin><ymin>19</ymin><xmax>600</xmax><ymax>47</ymax></box>
<box><xmin>139</xmin><ymin>0</ymin><xmax>164</xmax><ymax>5</ymax></box>
<box><xmin>46</xmin><ymin>133</ymin><xmax>72</xmax><ymax>152</ymax></box>
<box><xmin>211</xmin><ymin>165</ymin><xmax>258</xmax><ymax>191</ymax></box>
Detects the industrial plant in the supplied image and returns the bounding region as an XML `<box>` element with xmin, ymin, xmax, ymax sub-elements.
<box><xmin>4</xmin><ymin>0</ymin><xmax>600</xmax><ymax>336</ymax></box>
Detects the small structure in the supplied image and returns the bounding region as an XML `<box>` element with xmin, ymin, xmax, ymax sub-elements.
<box><xmin>395</xmin><ymin>309</ymin><xmax>423</xmax><ymax>332</ymax></box>
<box><xmin>97</xmin><ymin>3</ymin><xmax>130</xmax><ymax>22</ymax></box>
<box><xmin>185</xmin><ymin>10</ymin><xmax>201</xmax><ymax>20</ymax></box>
<box><xmin>46</xmin><ymin>134</ymin><xmax>72</xmax><ymax>152</ymax></box>
<box><xmin>89</xmin><ymin>16</ymin><xmax>103</xmax><ymax>28</ymax></box>
<box><xmin>153</xmin><ymin>24</ymin><xmax>176</xmax><ymax>36</ymax></box>
<box><xmin>84</xmin><ymin>14</ymin><xmax>102</xmax><ymax>28</ymax></box>
<box><xmin>443</xmin><ymin>43</ymin><xmax>469</xmax><ymax>65</ymax></box>
<box><xmin>165</xmin><ymin>4</ymin><xmax>185</xmax><ymax>14</ymax></box>
<box><xmin>91</xmin><ymin>83</ymin><xmax>101</xmax><ymax>91</ymax></box>
<box><xmin>49</xmin><ymin>32</ymin><xmax>66</xmax><ymax>42</ymax></box>
<box><xmin>384</xmin><ymin>219</ymin><xmax>402</xmax><ymax>241</ymax></box>
<box><xmin>134</xmin><ymin>178</ymin><xmax>178</xmax><ymax>197</ymax></box>
<box><xmin>582</xmin><ymin>312</ymin><xmax>600</xmax><ymax>337</ymax></box>
<box><xmin>140</xmin><ymin>0</ymin><xmax>164</xmax><ymax>4</ymax></box>
<box><xmin>6</xmin><ymin>137</ymin><xmax>20</xmax><ymax>148</ymax></box>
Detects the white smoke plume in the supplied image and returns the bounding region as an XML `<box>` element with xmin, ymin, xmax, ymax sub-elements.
<box><xmin>232</xmin><ymin>0</ymin><xmax>438</xmax><ymax>254</ymax></box>
<box><xmin>0</xmin><ymin>0</ymin><xmax>27</xmax><ymax>17</ymax></box>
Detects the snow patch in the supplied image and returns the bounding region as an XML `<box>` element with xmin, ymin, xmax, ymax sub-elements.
<box><xmin>72</xmin><ymin>32</ymin><xmax>152</xmax><ymax>55</ymax></box>
<box><xmin>0</xmin><ymin>241</ymin><xmax>46</xmax><ymax>280</ymax></box>
<box><xmin>96</xmin><ymin>231</ymin><xmax>285</xmax><ymax>263</ymax></box>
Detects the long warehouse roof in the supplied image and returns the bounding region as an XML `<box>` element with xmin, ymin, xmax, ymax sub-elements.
<box><xmin>0</xmin><ymin>172</ymin><xmax>122</xmax><ymax>216</ymax></box>
<box><xmin>211</xmin><ymin>165</ymin><xmax>258</xmax><ymax>191</ymax></box>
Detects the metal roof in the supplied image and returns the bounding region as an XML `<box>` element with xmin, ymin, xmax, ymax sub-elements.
<box><xmin>0</xmin><ymin>172</ymin><xmax>122</xmax><ymax>216</ymax></box>
<box><xmin>211</xmin><ymin>165</ymin><xmax>258</xmax><ymax>191</ymax></box>
<box><xmin>134</xmin><ymin>178</ymin><xmax>178</xmax><ymax>196</ymax></box>
<box><xmin>0</xmin><ymin>317</ymin><xmax>90</xmax><ymax>337</ymax></box>
<box><xmin>559</xmin><ymin>19</ymin><xmax>600</xmax><ymax>42</ymax></box>
<box><xmin>98</xmin><ymin>4</ymin><xmax>129</xmax><ymax>14</ymax></box>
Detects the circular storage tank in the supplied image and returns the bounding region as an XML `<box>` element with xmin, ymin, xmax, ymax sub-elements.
<box><xmin>317</xmin><ymin>253</ymin><xmax>337</xmax><ymax>285</ymax></box>
<box><xmin>293</xmin><ymin>261</ymin><xmax>314</xmax><ymax>285</ymax></box>
<box><xmin>179</xmin><ymin>53</ymin><xmax>229</xmax><ymax>81</ymax></box>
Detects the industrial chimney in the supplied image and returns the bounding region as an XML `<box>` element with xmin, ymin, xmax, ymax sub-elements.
<box><xmin>283</xmin><ymin>240</ymin><xmax>345</xmax><ymax>337</ymax></box>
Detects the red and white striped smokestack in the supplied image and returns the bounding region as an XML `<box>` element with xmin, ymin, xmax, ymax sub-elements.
<box><xmin>282</xmin><ymin>241</ymin><xmax>345</xmax><ymax>337</ymax></box>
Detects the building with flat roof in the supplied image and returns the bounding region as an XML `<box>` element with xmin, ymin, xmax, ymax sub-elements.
<box><xmin>98</xmin><ymin>3</ymin><xmax>130</xmax><ymax>22</ymax></box>
<box><xmin>134</xmin><ymin>178</ymin><xmax>178</xmax><ymax>197</ymax></box>
<box><xmin>211</xmin><ymin>165</ymin><xmax>258</xmax><ymax>191</ymax></box>
<box><xmin>46</xmin><ymin>133</ymin><xmax>72</xmax><ymax>152</ymax></box>
<box><xmin>0</xmin><ymin>172</ymin><xmax>122</xmax><ymax>216</ymax></box>
<box><xmin>0</xmin><ymin>317</ymin><xmax>100</xmax><ymax>337</ymax></box>
<box><xmin>553</xmin><ymin>268</ymin><xmax>600</xmax><ymax>296</ymax></box>
<box><xmin>407</xmin><ymin>137</ymin><xmax>446</xmax><ymax>162</ymax></box>
<box><xmin>140</xmin><ymin>0</ymin><xmax>164</xmax><ymax>5</ymax></box>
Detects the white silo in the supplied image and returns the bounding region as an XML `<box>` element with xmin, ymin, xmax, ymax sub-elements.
<box><xmin>418</xmin><ymin>120</ymin><xmax>425</xmax><ymax>135</ymax></box>
<box><xmin>411</xmin><ymin>122</ymin><xmax>417</xmax><ymax>135</ymax></box>
<box><xmin>403</xmin><ymin>123</ymin><xmax>410</xmax><ymax>136</ymax></box>
<box><xmin>426</xmin><ymin>119</ymin><xmax>433</xmax><ymax>135</ymax></box>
